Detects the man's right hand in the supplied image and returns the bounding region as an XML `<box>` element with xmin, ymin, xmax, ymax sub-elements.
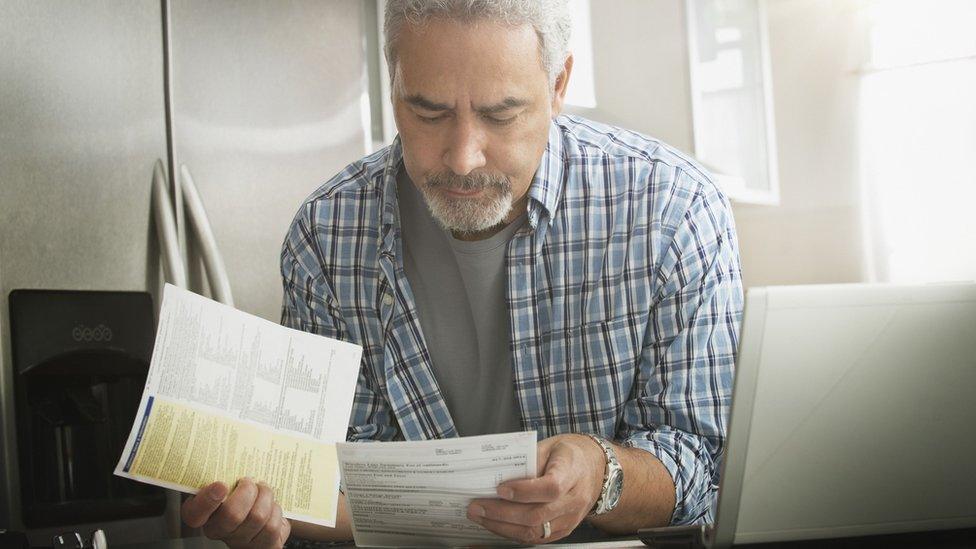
<box><xmin>181</xmin><ymin>478</ymin><xmax>291</xmax><ymax>549</ymax></box>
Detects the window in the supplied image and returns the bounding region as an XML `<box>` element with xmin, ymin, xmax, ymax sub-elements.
<box><xmin>686</xmin><ymin>0</ymin><xmax>780</xmax><ymax>204</ymax></box>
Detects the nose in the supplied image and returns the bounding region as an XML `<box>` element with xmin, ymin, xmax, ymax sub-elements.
<box><xmin>442</xmin><ymin>117</ymin><xmax>487</xmax><ymax>176</ymax></box>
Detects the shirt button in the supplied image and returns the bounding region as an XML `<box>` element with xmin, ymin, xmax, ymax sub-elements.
<box><xmin>383</xmin><ymin>294</ymin><xmax>394</xmax><ymax>306</ymax></box>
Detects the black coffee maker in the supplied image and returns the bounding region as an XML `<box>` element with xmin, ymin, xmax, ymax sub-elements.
<box><xmin>8</xmin><ymin>290</ymin><xmax>166</xmax><ymax>528</ymax></box>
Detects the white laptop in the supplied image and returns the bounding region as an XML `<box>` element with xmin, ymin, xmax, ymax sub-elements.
<box><xmin>640</xmin><ymin>282</ymin><xmax>976</xmax><ymax>548</ymax></box>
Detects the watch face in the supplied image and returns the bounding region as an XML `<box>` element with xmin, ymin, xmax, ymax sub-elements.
<box><xmin>606</xmin><ymin>469</ymin><xmax>624</xmax><ymax>509</ymax></box>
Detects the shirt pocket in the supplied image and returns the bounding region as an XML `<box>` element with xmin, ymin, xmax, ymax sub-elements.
<box><xmin>525</xmin><ymin>315</ymin><xmax>640</xmax><ymax>436</ymax></box>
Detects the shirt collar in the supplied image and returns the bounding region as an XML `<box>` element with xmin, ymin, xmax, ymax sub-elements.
<box><xmin>381</xmin><ymin>136</ymin><xmax>404</xmax><ymax>233</ymax></box>
<box><xmin>525</xmin><ymin>119</ymin><xmax>566</xmax><ymax>230</ymax></box>
<box><xmin>381</xmin><ymin>119</ymin><xmax>566</xmax><ymax>233</ymax></box>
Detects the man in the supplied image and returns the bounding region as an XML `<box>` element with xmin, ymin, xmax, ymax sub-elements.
<box><xmin>181</xmin><ymin>0</ymin><xmax>742</xmax><ymax>546</ymax></box>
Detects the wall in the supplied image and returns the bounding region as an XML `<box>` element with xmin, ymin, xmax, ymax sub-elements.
<box><xmin>574</xmin><ymin>0</ymin><xmax>695</xmax><ymax>153</ymax></box>
<box><xmin>733</xmin><ymin>0</ymin><xmax>869</xmax><ymax>288</ymax></box>
<box><xmin>581</xmin><ymin>0</ymin><xmax>869</xmax><ymax>289</ymax></box>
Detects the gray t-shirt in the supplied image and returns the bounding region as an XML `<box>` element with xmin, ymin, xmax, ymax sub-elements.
<box><xmin>398</xmin><ymin>170</ymin><xmax>523</xmax><ymax>436</ymax></box>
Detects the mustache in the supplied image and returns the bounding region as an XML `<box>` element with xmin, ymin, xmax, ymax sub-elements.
<box><xmin>425</xmin><ymin>171</ymin><xmax>511</xmax><ymax>192</ymax></box>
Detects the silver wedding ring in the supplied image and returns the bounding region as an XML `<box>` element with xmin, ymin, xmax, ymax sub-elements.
<box><xmin>542</xmin><ymin>520</ymin><xmax>552</xmax><ymax>539</ymax></box>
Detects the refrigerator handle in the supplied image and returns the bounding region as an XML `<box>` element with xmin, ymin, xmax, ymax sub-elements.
<box><xmin>151</xmin><ymin>160</ymin><xmax>188</xmax><ymax>289</ymax></box>
<box><xmin>180</xmin><ymin>164</ymin><xmax>235</xmax><ymax>307</ymax></box>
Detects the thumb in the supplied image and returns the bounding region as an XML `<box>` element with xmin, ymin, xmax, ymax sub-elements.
<box><xmin>181</xmin><ymin>482</ymin><xmax>228</xmax><ymax>528</ymax></box>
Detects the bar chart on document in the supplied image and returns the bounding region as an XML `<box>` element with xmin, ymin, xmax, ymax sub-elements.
<box><xmin>114</xmin><ymin>284</ymin><xmax>362</xmax><ymax>527</ymax></box>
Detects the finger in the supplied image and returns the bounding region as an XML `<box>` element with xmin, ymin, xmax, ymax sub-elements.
<box><xmin>181</xmin><ymin>482</ymin><xmax>229</xmax><ymax>529</ymax></box>
<box><xmin>203</xmin><ymin>478</ymin><xmax>259</xmax><ymax>539</ymax></box>
<box><xmin>497</xmin><ymin>460</ymin><xmax>579</xmax><ymax>503</ymax></box>
<box><xmin>251</xmin><ymin>503</ymin><xmax>289</xmax><ymax>549</ymax></box>
<box><xmin>275</xmin><ymin>505</ymin><xmax>292</xmax><ymax>546</ymax></box>
<box><xmin>467</xmin><ymin>498</ymin><xmax>569</xmax><ymax>528</ymax></box>
<box><xmin>472</xmin><ymin>511</ymin><xmax>577</xmax><ymax>545</ymax></box>
<box><xmin>226</xmin><ymin>481</ymin><xmax>275</xmax><ymax>543</ymax></box>
<box><xmin>280</xmin><ymin>514</ymin><xmax>292</xmax><ymax>546</ymax></box>
<box><xmin>497</xmin><ymin>474</ymin><xmax>567</xmax><ymax>503</ymax></box>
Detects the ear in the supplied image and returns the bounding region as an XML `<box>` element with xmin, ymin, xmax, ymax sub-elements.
<box><xmin>550</xmin><ymin>53</ymin><xmax>574</xmax><ymax>117</ymax></box>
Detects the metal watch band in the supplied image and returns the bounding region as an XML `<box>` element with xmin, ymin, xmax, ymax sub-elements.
<box><xmin>586</xmin><ymin>434</ymin><xmax>622</xmax><ymax>515</ymax></box>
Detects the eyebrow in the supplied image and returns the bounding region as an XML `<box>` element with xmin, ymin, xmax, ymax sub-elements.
<box><xmin>475</xmin><ymin>96</ymin><xmax>530</xmax><ymax>115</ymax></box>
<box><xmin>404</xmin><ymin>94</ymin><xmax>451</xmax><ymax>111</ymax></box>
<box><xmin>404</xmin><ymin>94</ymin><xmax>530</xmax><ymax>114</ymax></box>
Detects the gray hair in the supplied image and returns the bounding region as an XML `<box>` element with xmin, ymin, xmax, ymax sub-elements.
<box><xmin>384</xmin><ymin>0</ymin><xmax>572</xmax><ymax>89</ymax></box>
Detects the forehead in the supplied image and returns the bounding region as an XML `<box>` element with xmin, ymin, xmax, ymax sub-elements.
<box><xmin>394</xmin><ymin>18</ymin><xmax>548</xmax><ymax>100</ymax></box>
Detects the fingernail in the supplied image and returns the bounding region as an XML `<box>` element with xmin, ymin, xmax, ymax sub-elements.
<box><xmin>497</xmin><ymin>487</ymin><xmax>514</xmax><ymax>500</ymax></box>
<box><xmin>469</xmin><ymin>504</ymin><xmax>485</xmax><ymax>517</ymax></box>
<box><xmin>209</xmin><ymin>483</ymin><xmax>228</xmax><ymax>501</ymax></box>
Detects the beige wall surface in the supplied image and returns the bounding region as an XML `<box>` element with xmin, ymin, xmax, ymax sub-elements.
<box><xmin>581</xmin><ymin>0</ymin><xmax>870</xmax><ymax>289</ymax></box>
<box><xmin>733</xmin><ymin>0</ymin><xmax>869</xmax><ymax>289</ymax></box>
<box><xmin>572</xmin><ymin>0</ymin><xmax>694</xmax><ymax>153</ymax></box>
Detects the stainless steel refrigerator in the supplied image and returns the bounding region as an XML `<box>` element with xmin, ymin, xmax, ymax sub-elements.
<box><xmin>0</xmin><ymin>0</ymin><xmax>371</xmax><ymax>543</ymax></box>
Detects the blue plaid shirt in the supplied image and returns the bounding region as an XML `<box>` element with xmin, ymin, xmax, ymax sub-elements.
<box><xmin>280</xmin><ymin>115</ymin><xmax>743</xmax><ymax>524</ymax></box>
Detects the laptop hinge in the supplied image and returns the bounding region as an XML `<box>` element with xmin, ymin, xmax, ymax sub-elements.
<box><xmin>638</xmin><ymin>524</ymin><xmax>709</xmax><ymax>549</ymax></box>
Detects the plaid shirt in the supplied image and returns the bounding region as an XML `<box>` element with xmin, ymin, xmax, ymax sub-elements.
<box><xmin>280</xmin><ymin>115</ymin><xmax>743</xmax><ymax>524</ymax></box>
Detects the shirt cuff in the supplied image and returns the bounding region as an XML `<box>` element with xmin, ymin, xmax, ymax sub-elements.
<box><xmin>622</xmin><ymin>427</ymin><xmax>719</xmax><ymax>525</ymax></box>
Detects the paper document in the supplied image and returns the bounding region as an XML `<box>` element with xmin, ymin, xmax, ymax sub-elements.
<box><xmin>114</xmin><ymin>284</ymin><xmax>362</xmax><ymax>527</ymax></box>
<box><xmin>337</xmin><ymin>431</ymin><xmax>538</xmax><ymax>547</ymax></box>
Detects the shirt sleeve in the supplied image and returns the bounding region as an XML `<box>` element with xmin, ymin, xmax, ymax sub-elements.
<box><xmin>279</xmin><ymin>209</ymin><xmax>400</xmax><ymax>442</ymax></box>
<box><xmin>618</xmin><ymin>171</ymin><xmax>743</xmax><ymax>525</ymax></box>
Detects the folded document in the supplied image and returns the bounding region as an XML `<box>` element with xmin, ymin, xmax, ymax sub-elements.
<box><xmin>114</xmin><ymin>284</ymin><xmax>362</xmax><ymax>527</ymax></box>
<box><xmin>338</xmin><ymin>431</ymin><xmax>538</xmax><ymax>547</ymax></box>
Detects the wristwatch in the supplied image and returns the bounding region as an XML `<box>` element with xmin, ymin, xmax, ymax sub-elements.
<box><xmin>586</xmin><ymin>434</ymin><xmax>624</xmax><ymax>516</ymax></box>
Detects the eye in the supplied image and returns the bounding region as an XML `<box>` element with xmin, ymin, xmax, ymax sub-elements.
<box><xmin>417</xmin><ymin>113</ymin><xmax>448</xmax><ymax>124</ymax></box>
<box><xmin>484</xmin><ymin>114</ymin><xmax>517</xmax><ymax>126</ymax></box>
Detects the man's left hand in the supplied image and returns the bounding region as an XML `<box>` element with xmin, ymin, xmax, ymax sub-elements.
<box><xmin>466</xmin><ymin>434</ymin><xmax>606</xmax><ymax>544</ymax></box>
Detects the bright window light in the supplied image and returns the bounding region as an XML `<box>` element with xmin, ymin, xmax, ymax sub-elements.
<box><xmin>565</xmin><ymin>0</ymin><xmax>596</xmax><ymax>108</ymax></box>
<box><xmin>860</xmin><ymin>0</ymin><xmax>976</xmax><ymax>283</ymax></box>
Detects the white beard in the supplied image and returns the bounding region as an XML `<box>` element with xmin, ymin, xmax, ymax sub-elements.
<box><xmin>418</xmin><ymin>172</ymin><xmax>514</xmax><ymax>234</ymax></box>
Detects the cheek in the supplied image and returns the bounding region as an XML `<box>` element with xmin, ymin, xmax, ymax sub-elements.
<box><xmin>488</xmin><ymin>124</ymin><xmax>549</xmax><ymax>189</ymax></box>
<box><xmin>398</xmin><ymin>124</ymin><xmax>443</xmax><ymax>177</ymax></box>
<box><xmin>394</xmin><ymin>103</ymin><xmax>442</xmax><ymax>169</ymax></box>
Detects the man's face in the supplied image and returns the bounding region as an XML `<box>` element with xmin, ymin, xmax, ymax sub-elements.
<box><xmin>392</xmin><ymin>18</ymin><xmax>568</xmax><ymax>235</ymax></box>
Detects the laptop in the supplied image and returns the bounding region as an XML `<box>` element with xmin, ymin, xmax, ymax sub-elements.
<box><xmin>640</xmin><ymin>282</ymin><xmax>976</xmax><ymax>548</ymax></box>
